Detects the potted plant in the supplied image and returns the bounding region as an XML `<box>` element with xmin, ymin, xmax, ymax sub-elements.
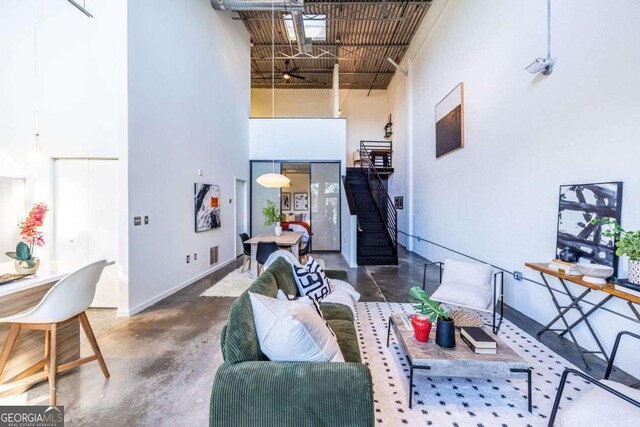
<box><xmin>5</xmin><ymin>203</ymin><xmax>49</xmax><ymax>274</ymax></box>
<box><xmin>409</xmin><ymin>286</ymin><xmax>456</xmax><ymax>348</ymax></box>
<box><xmin>263</xmin><ymin>200</ymin><xmax>285</xmax><ymax>236</ymax></box>
<box><xmin>592</xmin><ymin>218</ymin><xmax>640</xmax><ymax>284</ymax></box>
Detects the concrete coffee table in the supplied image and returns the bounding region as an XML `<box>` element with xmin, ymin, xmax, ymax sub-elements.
<box><xmin>387</xmin><ymin>314</ymin><xmax>532</xmax><ymax>410</ymax></box>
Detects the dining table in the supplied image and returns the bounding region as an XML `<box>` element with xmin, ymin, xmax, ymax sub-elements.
<box><xmin>245</xmin><ymin>231</ymin><xmax>304</xmax><ymax>278</ymax></box>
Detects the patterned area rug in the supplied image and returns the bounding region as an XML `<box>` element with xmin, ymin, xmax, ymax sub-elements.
<box><xmin>356</xmin><ymin>302</ymin><xmax>592</xmax><ymax>427</ymax></box>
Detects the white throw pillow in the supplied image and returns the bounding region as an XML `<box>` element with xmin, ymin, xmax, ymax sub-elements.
<box><xmin>249</xmin><ymin>292</ymin><xmax>344</xmax><ymax>363</ymax></box>
<box><xmin>557</xmin><ymin>379</ymin><xmax>640</xmax><ymax>427</ymax></box>
<box><xmin>293</xmin><ymin>257</ymin><xmax>332</xmax><ymax>302</ymax></box>
<box><xmin>431</xmin><ymin>281</ymin><xmax>492</xmax><ymax>311</ymax></box>
<box><xmin>442</xmin><ymin>258</ymin><xmax>493</xmax><ymax>290</ymax></box>
<box><xmin>276</xmin><ymin>289</ymin><xmax>324</xmax><ymax>319</ymax></box>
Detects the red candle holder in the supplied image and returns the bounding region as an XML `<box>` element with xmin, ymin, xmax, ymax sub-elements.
<box><xmin>411</xmin><ymin>315</ymin><xmax>432</xmax><ymax>342</ymax></box>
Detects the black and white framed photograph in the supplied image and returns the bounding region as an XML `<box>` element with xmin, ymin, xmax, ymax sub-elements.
<box><xmin>435</xmin><ymin>82</ymin><xmax>464</xmax><ymax>158</ymax></box>
<box><xmin>556</xmin><ymin>182</ymin><xmax>623</xmax><ymax>270</ymax></box>
<box><xmin>194</xmin><ymin>183</ymin><xmax>221</xmax><ymax>232</ymax></box>
<box><xmin>294</xmin><ymin>192</ymin><xmax>308</xmax><ymax>211</ymax></box>
<box><xmin>281</xmin><ymin>192</ymin><xmax>291</xmax><ymax>210</ymax></box>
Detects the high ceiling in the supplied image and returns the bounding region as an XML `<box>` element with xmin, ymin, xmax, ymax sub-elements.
<box><xmin>239</xmin><ymin>0</ymin><xmax>432</xmax><ymax>90</ymax></box>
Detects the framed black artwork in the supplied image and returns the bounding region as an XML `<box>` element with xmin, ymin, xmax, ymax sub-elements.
<box><xmin>556</xmin><ymin>182</ymin><xmax>623</xmax><ymax>273</ymax></box>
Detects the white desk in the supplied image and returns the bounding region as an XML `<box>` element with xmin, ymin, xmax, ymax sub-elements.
<box><xmin>0</xmin><ymin>260</ymin><xmax>99</xmax><ymax>298</ymax></box>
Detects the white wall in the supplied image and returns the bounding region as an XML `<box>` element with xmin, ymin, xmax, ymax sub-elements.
<box><xmin>0</xmin><ymin>0</ymin><xmax>129</xmax><ymax>308</ymax></box>
<box><xmin>249</xmin><ymin>118</ymin><xmax>354</xmax><ymax>264</ymax></box>
<box><xmin>251</xmin><ymin>89</ymin><xmax>332</xmax><ymax>118</ymax></box>
<box><xmin>251</xmin><ymin>89</ymin><xmax>390</xmax><ymax>166</ymax></box>
<box><xmin>394</xmin><ymin>0</ymin><xmax>640</xmax><ymax>376</ymax></box>
<box><xmin>386</xmin><ymin>80</ymin><xmax>409</xmax><ymax>247</ymax></box>
<box><xmin>339</xmin><ymin>90</ymin><xmax>390</xmax><ymax>166</ymax></box>
<box><xmin>126</xmin><ymin>0</ymin><xmax>250</xmax><ymax>314</ymax></box>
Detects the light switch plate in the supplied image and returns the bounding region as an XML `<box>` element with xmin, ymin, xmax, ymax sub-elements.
<box><xmin>144</xmin><ymin>216</ymin><xmax>149</xmax><ymax>225</ymax></box>
<box><xmin>134</xmin><ymin>216</ymin><xmax>141</xmax><ymax>226</ymax></box>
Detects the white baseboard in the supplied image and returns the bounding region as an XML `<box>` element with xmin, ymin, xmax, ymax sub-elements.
<box><xmin>116</xmin><ymin>257</ymin><xmax>236</xmax><ymax>317</ymax></box>
<box><xmin>341</xmin><ymin>251</ymin><xmax>357</xmax><ymax>268</ymax></box>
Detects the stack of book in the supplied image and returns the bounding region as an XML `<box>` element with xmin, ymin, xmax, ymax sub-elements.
<box><xmin>614</xmin><ymin>280</ymin><xmax>640</xmax><ymax>298</ymax></box>
<box><xmin>548</xmin><ymin>259</ymin><xmax>581</xmax><ymax>276</ymax></box>
<box><xmin>460</xmin><ymin>327</ymin><xmax>498</xmax><ymax>355</ymax></box>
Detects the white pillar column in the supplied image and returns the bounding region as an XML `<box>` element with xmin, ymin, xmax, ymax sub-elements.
<box><xmin>332</xmin><ymin>63</ymin><xmax>340</xmax><ymax>118</ymax></box>
<box><xmin>406</xmin><ymin>59</ymin><xmax>415</xmax><ymax>252</ymax></box>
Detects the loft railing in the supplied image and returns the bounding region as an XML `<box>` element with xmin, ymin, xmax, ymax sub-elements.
<box><xmin>358</xmin><ymin>140</ymin><xmax>393</xmax><ymax>169</ymax></box>
<box><xmin>359</xmin><ymin>141</ymin><xmax>398</xmax><ymax>254</ymax></box>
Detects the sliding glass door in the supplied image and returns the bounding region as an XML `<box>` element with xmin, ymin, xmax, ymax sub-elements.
<box><xmin>250</xmin><ymin>160</ymin><xmax>341</xmax><ymax>252</ymax></box>
<box><xmin>310</xmin><ymin>163</ymin><xmax>340</xmax><ymax>251</ymax></box>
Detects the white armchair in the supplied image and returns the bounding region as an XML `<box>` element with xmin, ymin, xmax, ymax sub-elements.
<box><xmin>547</xmin><ymin>331</ymin><xmax>640</xmax><ymax>427</ymax></box>
<box><xmin>423</xmin><ymin>258</ymin><xmax>504</xmax><ymax>333</ymax></box>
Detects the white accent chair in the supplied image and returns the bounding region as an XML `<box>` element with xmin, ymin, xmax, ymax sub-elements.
<box><xmin>548</xmin><ymin>331</ymin><xmax>640</xmax><ymax>427</ymax></box>
<box><xmin>423</xmin><ymin>258</ymin><xmax>504</xmax><ymax>333</ymax></box>
<box><xmin>0</xmin><ymin>260</ymin><xmax>110</xmax><ymax>405</ymax></box>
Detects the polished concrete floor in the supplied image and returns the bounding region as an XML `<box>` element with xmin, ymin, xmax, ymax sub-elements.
<box><xmin>4</xmin><ymin>246</ymin><xmax>636</xmax><ymax>426</ymax></box>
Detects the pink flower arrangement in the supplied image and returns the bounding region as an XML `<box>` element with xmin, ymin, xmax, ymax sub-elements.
<box><xmin>19</xmin><ymin>203</ymin><xmax>49</xmax><ymax>249</ymax></box>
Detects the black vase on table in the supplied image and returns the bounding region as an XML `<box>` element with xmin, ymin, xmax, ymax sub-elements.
<box><xmin>435</xmin><ymin>318</ymin><xmax>456</xmax><ymax>348</ymax></box>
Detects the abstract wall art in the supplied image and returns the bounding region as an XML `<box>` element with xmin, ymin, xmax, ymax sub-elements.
<box><xmin>281</xmin><ymin>192</ymin><xmax>291</xmax><ymax>210</ymax></box>
<box><xmin>556</xmin><ymin>182</ymin><xmax>623</xmax><ymax>270</ymax></box>
<box><xmin>435</xmin><ymin>82</ymin><xmax>464</xmax><ymax>158</ymax></box>
<box><xmin>294</xmin><ymin>192</ymin><xmax>308</xmax><ymax>211</ymax></box>
<box><xmin>194</xmin><ymin>183</ymin><xmax>221</xmax><ymax>232</ymax></box>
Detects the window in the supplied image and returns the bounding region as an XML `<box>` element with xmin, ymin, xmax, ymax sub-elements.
<box><xmin>283</xmin><ymin>14</ymin><xmax>327</xmax><ymax>42</ymax></box>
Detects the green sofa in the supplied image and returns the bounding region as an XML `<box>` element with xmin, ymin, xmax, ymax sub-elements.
<box><xmin>210</xmin><ymin>257</ymin><xmax>374</xmax><ymax>427</ymax></box>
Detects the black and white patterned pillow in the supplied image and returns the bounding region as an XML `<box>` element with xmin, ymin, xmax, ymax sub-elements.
<box><xmin>306</xmin><ymin>258</ymin><xmax>332</xmax><ymax>292</ymax></box>
<box><xmin>293</xmin><ymin>257</ymin><xmax>332</xmax><ymax>302</ymax></box>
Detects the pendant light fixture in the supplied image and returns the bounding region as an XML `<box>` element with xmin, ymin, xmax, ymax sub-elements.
<box><xmin>28</xmin><ymin>0</ymin><xmax>45</xmax><ymax>164</ymax></box>
<box><xmin>256</xmin><ymin>0</ymin><xmax>291</xmax><ymax>189</ymax></box>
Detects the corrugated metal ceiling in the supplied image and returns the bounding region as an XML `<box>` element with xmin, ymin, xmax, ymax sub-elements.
<box><xmin>240</xmin><ymin>0</ymin><xmax>432</xmax><ymax>89</ymax></box>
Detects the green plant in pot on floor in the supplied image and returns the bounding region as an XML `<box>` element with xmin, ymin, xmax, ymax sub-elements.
<box><xmin>263</xmin><ymin>200</ymin><xmax>285</xmax><ymax>237</ymax></box>
<box><xmin>409</xmin><ymin>286</ymin><xmax>455</xmax><ymax>348</ymax></box>
<box><xmin>5</xmin><ymin>203</ymin><xmax>49</xmax><ymax>275</ymax></box>
<box><xmin>592</xmin><ymin>218</ymin><xmax>640</xmax><ymax>285</ymax></box>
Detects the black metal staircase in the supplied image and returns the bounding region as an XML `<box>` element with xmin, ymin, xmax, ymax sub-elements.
<box><xmin>343</xmin><ymin>141</ymin><xmax>398</xmax><ymax>265</ymax></box>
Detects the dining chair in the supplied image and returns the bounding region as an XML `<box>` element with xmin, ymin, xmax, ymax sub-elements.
<box><xmin>239</xmin><ymin>233</ymin><xmax>252</xmax><ymax>273</ymax></box>
<box><xmin>0</xmin><ymin>260</ymin><xmax>110</xmax><ymax>405</ymax></box>
<box><xmin>256</xmin><ymin>242</ymin><xmax>280</xmax><ymax>275</ymax></box>
<box><xmin>299</xmin><ymin>237</ymin><xmax>312</xmax><ymax>264</ymax></box>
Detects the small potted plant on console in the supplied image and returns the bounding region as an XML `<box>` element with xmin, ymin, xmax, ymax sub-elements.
<box><xmin>409</xmin><ymin>286</ymin><xmax>456</xmax><ymax>348</ymax></box>
<box><xmin>592</xmin><ymin>218</ymin><xmax>640</xmax><ymax>285</ymax></box>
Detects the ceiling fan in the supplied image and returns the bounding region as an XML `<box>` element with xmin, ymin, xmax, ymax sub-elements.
<box><xmin>282</xmin><ymin>60</ymin><xmax>305</xmax><ymax>81</ymax></box>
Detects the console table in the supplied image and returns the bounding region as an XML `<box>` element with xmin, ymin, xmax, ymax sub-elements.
<box><xmin>524</xmin><ymin>263</ymin><xmax>640</xmax><ymax>370</ymax></box>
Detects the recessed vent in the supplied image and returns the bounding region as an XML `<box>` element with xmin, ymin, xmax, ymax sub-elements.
<box><xmin>209</xmin><ymin>246</ymin><xmax>219</xmax><ymax>266</ymax></box>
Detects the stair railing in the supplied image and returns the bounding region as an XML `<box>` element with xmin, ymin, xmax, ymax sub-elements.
<box><xmin>359</xmin><ymin>141</ymin><xmax>398</xmax><ymax>255</ymax></box>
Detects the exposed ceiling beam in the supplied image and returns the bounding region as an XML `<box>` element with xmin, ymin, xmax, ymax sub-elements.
<box><xmin>252</xmin><ymin>57</ymin><xmax>396</xmax><ymax>61</ymax></box>
<box><xmin>252</xmin><ymin>43</ymin><xmax>409</xmax><ymax>48</ymax></box>
<box><xmin>305</xmin><ymin>1</ymin><xmax>430</xmax><ymax>4</ymax></box>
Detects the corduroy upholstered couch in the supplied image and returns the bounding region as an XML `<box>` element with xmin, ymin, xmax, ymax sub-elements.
<box><xmin>210</xmin><ymin>257</ymin><xmax>374</xmax><ymax>427</ymax></box>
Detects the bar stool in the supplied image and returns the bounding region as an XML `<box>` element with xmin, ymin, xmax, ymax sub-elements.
<box><xmin>0</xmin><ymin>260</ymin><xmax>110</xmax><ymax>405</ymax></box>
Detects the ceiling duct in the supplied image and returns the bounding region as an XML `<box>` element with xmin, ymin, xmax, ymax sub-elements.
<box><xmin>210</xmin><ymin>0</ymin><xmax>304</xmax><ymax>12</ymax></box>
<box><xmin>291</xmin><ymin>11</ymin><xmax>312</xmax><ymax>54</ymax></box>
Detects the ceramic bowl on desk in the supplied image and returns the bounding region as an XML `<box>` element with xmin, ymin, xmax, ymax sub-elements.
<box><xmin>575</xmin><ymin>263</ymin><xmax>614</xmax><ymax>285</ymax></box>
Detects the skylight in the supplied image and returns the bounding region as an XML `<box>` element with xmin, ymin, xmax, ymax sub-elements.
<box><xmin>283</xmin><ymin>14</ymin><xmax>327</xmax><ymax>42</ymax></box>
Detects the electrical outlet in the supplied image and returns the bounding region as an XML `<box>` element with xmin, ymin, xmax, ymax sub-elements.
<box><xmin>514</xmin><ymin>271</ymin><xmax>523</xmax><ymax>281</ymax></box>
<box><xmin>144</xmin><ymin>216</ymin><xmax>149</xmax><ymax>225</ymax></box>
<box><xmin>186</xmin><ymin>255</ymin><xmax>190</xmax><ymax>264</ymax></box>
<box><xmin>194</xmin><ymin>253</ymin><xmax>197</xmax><ymax>261</ymax></box>
<box><xmin>134</xmin><ymin>216</ymin><xmax>141</xmax><ymax>226</ymax></box>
